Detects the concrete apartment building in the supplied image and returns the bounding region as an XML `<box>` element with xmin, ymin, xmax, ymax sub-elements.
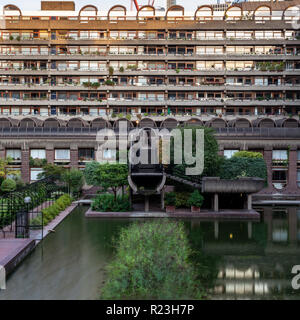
<box><xmin>0</xmin><ymin>1</ymin><xmax>299</xmax><ymax>199</ymax></box>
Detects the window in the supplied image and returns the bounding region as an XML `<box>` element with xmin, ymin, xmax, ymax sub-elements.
<box><xmin>297</xmin><ymin>170</ymin><xmax>300</xmax><ymax>187</ymax></box>
<box><xmin>6</xmin><ymin>149</ymin><xmax>21</xmax><ymax>160</ymax></box>
<box><xmin>224</xmin><ymin>149</ymin><xmax>239</xmax><ymax>159</ymax></box>
<box><xmin>30</xmin><ymin>168</ymin><xmax>43</xmax><ymax>181</ymax></box>
<box><xmin>272</xmin><ymin>170</ymin><xmax>287</xmax><ymax>190</ymax></box>
<box><xmin>55</xmin><ymin>149</ymin><xmax>70</xmax><ymax>160</ymax></box>
<box><xmin>297</xmin><ymin>151</ymin><xmax>300</xmax><ymax>162</ymax></box>
<box><xmin>272</xmin><ymin>150</ymin><xmax>288</xmax><ymax>160</ymax></box>
<box><xmin>78</xmin><ymin>148</ymin><xmax>94</xmax><ymax>160</ymax></box>
<box><xmin>30</xmin><ymin>149</ymin><xmax>46</xmax><ymax>159</ymax></box>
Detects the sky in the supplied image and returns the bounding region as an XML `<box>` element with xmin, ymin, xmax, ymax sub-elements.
<box><xmin>0</xmin><ymin>0</ymin><xmax>218</xmax><ymax>12</ymax></box>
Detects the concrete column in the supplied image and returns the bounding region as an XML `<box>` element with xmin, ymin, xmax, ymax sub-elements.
<box><xmin>260</xmin><ymin>148</ymin><xmax>274</xmax><ymax>194</ymax></box>
<box><xmin>161</xmin><ymin>188</ymin><xmax>165</xmax><ymax>209</ymax></box>
<box><xmin>248</xmin><ymin>221</ymin><xmax>252</xmax><ymax>239</ymax></box>
<box><xmin>70</xmin><ymin>148</ymin><xmax>78</xmax><ymax>169</ymax></box>
<box><xmin>288</xmin><ymin>207</ymin><xmax>298</xmax><ymax>244</ymax></box>
<box><xmin>46</xmin><ymin>148</ymin><xmax>54</xmax><ymax>164</ymax></box>
<box><xmin>286</xmin><ymin>149</ymin><xmax>298</xmax><ymax>193</ymax></box>
<box><xmin>0</xmin><ymin>148</ymin><xmax>5</xmax><ymax>159</ymax></box>
<box><xmin>214</xmin><ymin>221</ymin><xmax>219</xmax><ymax>239</ymax></box>
<box><xmin>214</xmin><ymin>193</ymin><xmax>219</xmax><ymax>212</ymax></box>
<box><xmin>247</xmin><ymin>194</ymin><xmax>252</xmax><ymax>210</ymax></box>
<box><xmin>21</xmin><ymin>149</ymin><xmax>30</xmax><ymax>183</ymax></box>
<box><xmin>145</xmin><ymin>195</ymin><xmax>149</xmax><ymax>212</ymax></box>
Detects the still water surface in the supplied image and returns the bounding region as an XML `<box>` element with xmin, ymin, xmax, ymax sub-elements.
<box><xmin>0</xmin><ymin>205</ymin><xmax>299</xmax><ymax>300</ymax></box>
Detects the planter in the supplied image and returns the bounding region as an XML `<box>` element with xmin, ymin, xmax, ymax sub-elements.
<box><xmin>166</xmin><ymin>205</ymin><xmax>175</xmax><ymax>213</ymax></box>
<box><xmin>191</xmin><ymin>206</ymin><xmax>200</xmax><ymax>213</ymax></box>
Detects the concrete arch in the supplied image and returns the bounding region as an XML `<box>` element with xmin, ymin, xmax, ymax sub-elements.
<box><xmin>282</xmin><ymin>5</ymin><xmax>300</xmax><ymax>20</ymax></box>
<box><xmin>276</xmin><ymin>118</ymin><xmax>299</xmax><ymax>128</ymax></box>
<box><xmin>229</xmin><ymin>118</ymin><xmax>252</xmax><ymax>128</ymax></box>
<box><xmin>224</xmin><ymin>5</ymin><xmax>243</xmax><ymax>20</ymax></box>
<box><xmin>19</xmin><ymin>117</ymin><xmax>38</xmax><ymax>128</ymax></box>
<box><xmin>139</xmin><ymin>118</ymin><xmax>157</xmax><ymax>128</ymax></box>
<box><xmin>43</xmin><ymin>118</ymin><xmax>65</xmax><ymax>128</ymax></box>
<box><xmin>0</xmin><ymin>117</ymin><xmax>12</xmax><ymax>128</ymax></box>
<box><xmin>107</xmin><ymin>5</ymin><xmax>127</xmax><ymax>19</ymax></box>
<box><xmin>3</xmin><ymin>4</ymin><xmax>22</xmax><ymax>16</ymax></box>
<box><xmin>67</xmin><ymin>118</ymin><xmax>89</xmax><ymax>128</ymax></box>
<box><xmin>253</xmin><ymin>118</ymin><xmax>275</xmax><ymax>128</ymax></box>
<box><xmin>206</xmin><ymin>118</ymin><xmax>227</xmax><ymax>128</ymax></box>
<box><xmin>113</xmin><ymin>118</ymin><xmax>134</xmax><ymax>129</ymax></box>
<box><xmin>185</xmin><ymin>118</ymin><xmax>204</xmax><ymax>127</ymax></box>
<box><xmin>166</xmin><ymin>5</ymin><xmax>184</xmax><ymax>19</ymax></box>
<box><xmin>253</xmin><ymin>5</ymin><xmax>272</xmax><ymax>20</ymax></box>
<box><xmin>91</xmin><ymin>117</ymin><xmax>111</xmax><ymax>129</ymax></box>
<box><xmin>78</xmin><ymin>5</ymin><xmax>98</xmax><ymax>17</ymax></box>
<box><xmin>160</xmin><ymin>118</ymin><xmax>178</xmax><ymax>129</ymax></box>
<box><xmin>194</xmin><ymin>5</ymin><xmax>213</xmax><ymax>20</ymax></box>
<box><xmin>137</xmin><ymin>5</ymin><xmax>156</xmax><ymax>20</ymax></box>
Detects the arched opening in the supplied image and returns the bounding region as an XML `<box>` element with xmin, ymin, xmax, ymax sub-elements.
<box><xmin>78</xmin><ymin>5</ymin><xmax>98</xmax><ymax>17</ymax></box>
<box><xmin>19</xmin><ymin>118</ymin><xmax>36</xmax><ymax>128</ymax></box>
<box><xmin>43</xmin><ymin>118</ymin><xmax>60</xmax><ymax>128</ymax></box>
<box><xmin>224</xmin><ymin>5</ymin><xmax>243</xmax><ymax>21</ymax></box>
<box><xmin>283</xmin><ymin>5</ymin><xmax>300</xmax><ymax>21</ymax></box>
<box><xmin>166</xmin><ymin>5</ymin><xmax>184</xmax><ymax>20</ymax></box>
<box><xmin>254</xmin><ymin>5</ymin><xmax>272</xmax><ymax>21</ymax></box>
<box><xmin>139</xmin><ymin>118</ymin><xmax>157</xmax><ymax>128</ymax></box>
<box><xmin>67</xmin><ymin>118</ymin><xmax>86</xmax><ymax>128</ymax></box>
<box><xmin>108</xmin><ymin>5</ymin><xmax>127</xmax><ymax>20</ymax></box>
<box><xmin>255</xmin><ymin>118</ymin><xmax>275</xmax><ymax>128</ymax></box>
<box><xmin>207</xmin><ymin>118</ymin><xmax>227</xmax><ymax>128</ymax></box>
<box><xmin>113</xmin><ymin>118</ymin><xmax>134</xmax><ymax>129</ymax></box>
<box><xmin>194</xmin><ymin>5</ymin><xmax>213</xmax><ymax>21</ymax></box>
<box><xmin>91</xmin><ymin>118</ymin><xmax>110</xmax><ymax>129</ymax></box>
<box><xmin>160</xmin><ymin>118</ymin><xmax>178</xmax><ymax>129</ymax></box>
<box><xmin>233</xmin><ymin>118</ymin><xmax>251</xmax><ymax>128</ymax></box>
<box><xmin>137</xmin><ymin>5</ymin><xmax>156</xmax><ymax>20</ymax></box>
<box><xmin>185</xmin><ymin>118</ymin><xmax>203</xmax><ymax>127</ymax></box>
<box><xmin>0</xmin><ymin>117</ymin><xmax>12</xmax><ymax>128</ymax></box>
<box><xmin>3</xmin><ymin>4</ymin><xmax>22</xmax><ymax>16</ymax></box>
<box><xmin>281</xmin><ymin>118</ymin><xmax>299</xmax><ymax>128</ymax></box>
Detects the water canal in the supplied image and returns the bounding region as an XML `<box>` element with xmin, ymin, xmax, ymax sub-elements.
<box><xmin>0</xmin><ymin>205</ymin><xmax>299</xmax><ymax>300</ymax></box>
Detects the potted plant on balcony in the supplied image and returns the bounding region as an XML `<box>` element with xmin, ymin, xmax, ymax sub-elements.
<box><xmin>187</xmin><ymin>190</ymin><xmax>204</xmax><ymax>213</ymax></box>
<box><xmin>164</xmin><ymin>192</ymin><xmax>176</xmax><ymax>213</ymax></box>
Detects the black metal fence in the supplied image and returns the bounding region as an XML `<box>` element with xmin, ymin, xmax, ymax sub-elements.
<box><xmin>0</xmin><ymin>176</ymin><xmax>67</xmax><ymax>239</ymax></box>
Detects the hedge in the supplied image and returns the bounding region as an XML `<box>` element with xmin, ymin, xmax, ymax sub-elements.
<box><xmin>91</xmin><ymin>194</ymin><xmax>131</xmax><ymax>212</ymax></box>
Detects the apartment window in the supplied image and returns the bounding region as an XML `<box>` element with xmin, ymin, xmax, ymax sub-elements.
<box><xmin>30</xmin><ymin>149</ymin><xmax>46</xmax><ymax>159</ymax></box>
<box><xmin>30</xmin><ymin>168</ymin><xmax>43</xmax><ymax>181</ymax></box>
<box><xmin>272</xmin><ymin>150</ymin><xmax>288</xmax><ymax>165</ymax></box>
<box><xmin>297</xmin><ymin>170</ymin><xmax>300</xmax><ymax>187</ymax></box>
<box><xmin>224</xmin><ymin>149</ymin><xmax>239</xmax><ymax>159</ymax></box>
<box><xmin>297</xmin><ymin>150</ymin><xmax>300</xmax><ymax>162</ymax></box>
<box><xmin>272</xmin><ymin>170</ymin><xmax>287</xmax><ymax>190</ymax></box>
<box><xmin>78</xmin><ymin>148</ymin><xmax>94</xmax><ymax>161</ymax></box>
<box><xmin>6</xmin><ymin>149</ymin><xmax>21</xmax><ymax>160</ymax></box>
<box><xmin>55</xmin><ymin>149</ymin><xmax>70</xmax><ymax>160</ymax></box>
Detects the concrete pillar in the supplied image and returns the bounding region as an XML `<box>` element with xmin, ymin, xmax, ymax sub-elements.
<box><xmin>288</xmin><ymin>207</ymin><xmax>298</xmax><ymax>244</ymax></box>
<box><xmin>145</xmin><ymin>195</ymin><xmax>149</xmax><ymax>212</ymax></box>
<box><xmin>214</xmin><ymin>193</ymin><xmax>219</xmax><ymax>212</ymax></box>
<box><xmin>286</xmin><ymin>149</ymin><xmax>298</xmax><ymax>193</ymax></box>
<box><xmin>248</xmin><ymin>221</ymin><xmax>252</xmax><ymax>239</ymax></box>
<box><xmin>46</xmin><ymin>148</ymin><xmax>54</xmax><ymax>164</ymax></box>
<box><xmin>214</xmin><ymin>221</ymin><xmax>219</xmax><ymax>239</ymax></box>
<box><xmin>161</xmin><ymin>188</ymin><xmax>165</xmax><ymax>209</ymax></box>
<box><xmin>21</xmin><ymin>149</ymin><xmax>30</xmax><ymax>183</ymax></box>
<box><xmin>261</xmin><ymin>148</ymin><xmax>274</xmax><ymax>194</ymax></box>
<box><xmin>70</xmin><ymin>148</ymin><xmax>78</xmax><ymax>169</ymax></box>
<box><xmin>247</xmin><ymin>194</ymin><xmax>252</xmax><ymax>210</ymax></box>
<box><xmin>0</xmin><ymin>148</ymin><xmax>5</xmax><ymax>159</ymax></box>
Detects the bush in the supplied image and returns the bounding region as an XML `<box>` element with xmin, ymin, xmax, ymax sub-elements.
<box><xmin>62</xmin><ymin>169</ymin><xmax>84</xmax><ymax>197</ymax></box>
<box><xmin>175</xmin><ymin>192</ymin><xmax>190</xmax><ymax>208</ymax></box>
<box><xmin>164</xmin><ymin>192</ymin><xmax>176</xmax><ymax>206</ymax></box>
<box><xmin>220</xmin><ymin>157</ymin><xmax>267</xmax><ymax>181</ymax></box>
<box><xmin>232</xmin><ymin>151</ymin><xmax>263</xmax><ymax>159</ymax></box>
<box><xmin>101</xmin><ymin>220</ymin><xmax>202</xmax><ymax>300</ymax></box>
<box><xmin>188</xmin><ymin>190</ymin><xmax>204</xmax><ymax>208</ymax></box>
<box><xmin>84</xmin><ymin>161</ymin><xmax>101</xmax><ymax>185</ymax></box>
<box><xmin>1</xmin><ymin>178</ymin><xmax>16</xmax><ymax>192</ymax></box>
<box><xmin>91</xmin><ymin>194</ymin><xmax>131</xmax><ymax>212</ymax></box>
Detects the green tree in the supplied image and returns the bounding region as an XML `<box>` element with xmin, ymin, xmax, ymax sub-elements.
<box><xmin>37</xmin><ymin>163</ymin><xmax>66</xmax><ymax>180</ymax></box>
<box><xmin>83</xmin><ymin>161</ymin><xmax>101</xmax><ymax>185</ymax></box>
<box><xmin>101</xmin><ymin>220</ymin><xmax>202</xmax><ymax>300</ymax></box>
<box><xmin>62</xmin><ymin>169</ymin><xmax>85</xmax><ymax>197</ymax></box>
<box><xmin>0</xmin><ymin>157</ymin><xmax>19</xmax><ymax>184</ymax></box>
<box><xmin>1</xmin><ymin>178</ymin><xmax>17</xmax><ymax>192</ymax></box>
<box><xmin>233</xmin><ymin>151</ymin><xmax>263</xmax><ymax>159</ymax></box>
<box><xmin>95</xmin><ymin>163</ymin><xmax>128</xmax><ymax>200</ymax></box>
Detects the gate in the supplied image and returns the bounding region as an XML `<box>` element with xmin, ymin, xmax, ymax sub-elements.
<box><xmin>0</xmin><ymin>176</ymin><xmax>68</xmax><ymax>240</ymax></box>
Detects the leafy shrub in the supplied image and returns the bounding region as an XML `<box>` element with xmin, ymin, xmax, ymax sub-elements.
<box><xmin>62</xmin><ymin>169</ymin><xmax>84</xmax><ymax>197</ymax></box>
<box><xmin>232</xmin><ymin>151</ymin><xmax>263</xmax><ymax>159</ymax></box>
<box><xmin>91</xmin><ymin>194</ymin><xmax>131</xmax><ymax>212</ymax></box>
<box><xmin>1</xmin><ymin>178</ymin><xmax>16</xmax><ymax>192</ymax></box>
<box><xmin>101</xmin><ymin>220</ymin><xmax>202</xmax><ymax>300</ymax></box>
<box><xmin>220</xmin><ymin>157</ymin><xmax>267</xmax><ymax>182</ymax></box>
<box><xmin>187</xmin><ymin>190</ymin><xmax>204</xmax><ymax>208</ymax></box>
<box><xmin>175</xmin><ymin>192</ymin><xmax>190</xmax><ymax>208</ymax></box>
<box><xmin>164</xmin><ymin>192</ymin><xmax>176</xmax><ymax>206</ymax></box>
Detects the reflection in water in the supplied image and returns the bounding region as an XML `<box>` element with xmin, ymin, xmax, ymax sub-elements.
<box><xmin>0</xmin><ymin>205</ymin><xmax>299</xmax><ymax>300</ymax></box>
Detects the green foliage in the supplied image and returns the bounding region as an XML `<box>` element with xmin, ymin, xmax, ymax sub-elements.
<box><xmin>84</xmin><ymin>161</ymin><xmax>101</xmax><ymax>185</ymax></box>
<box><xmin>232</xmin><ymin>151</ymin><xmax>263</xmax><ymax>159</ymax></box>
<box><xmin>91</xmin><ymin>194</ymin><xmax>131</xmax><ymax>212</ymax></box>
<box><xmin>37</xmin><ymin>163</ymin><xmax>66</xmax><ymax>180</ymax></box>
<box><xmin>29</xmin><ymin>157</ymin><xmax>47</xmax><ymax>167</ymax></box>
<box><xmin>101</xmin><ymin>220</ymin><xmax>202</xmax><ymax>300</ymax></box>
<box><xmin>164</xmin><ymin>192</ymin><xmax>176</xmax><ymax>206</ymax></box>
<box><xmin>1</xmin><ymin>178</ymin><xmax>16</xmax><ymax>192</ymax></box>
<box><xmin>175</xmin><ymin>192</ymin><xmax>190</xmax><ymax>208</ymax></box>
<box><xmin>31</xmin><ymin>194</ymin><xmax>72</xmax><ymax>226</ymax></box>
<box><xmin>220</xmin><ymin>157</ymin><xmax>267</xmax><ymax>181</ymax></box>
<box><xmin>62</xmin><ymin>169</ymin><xmax>85</xmax><ymax>197</ymax></box>
<box><xmin>187</xmin><ymin>190</ymin><xmax>204</xmax><ymax>208</ymax></box>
